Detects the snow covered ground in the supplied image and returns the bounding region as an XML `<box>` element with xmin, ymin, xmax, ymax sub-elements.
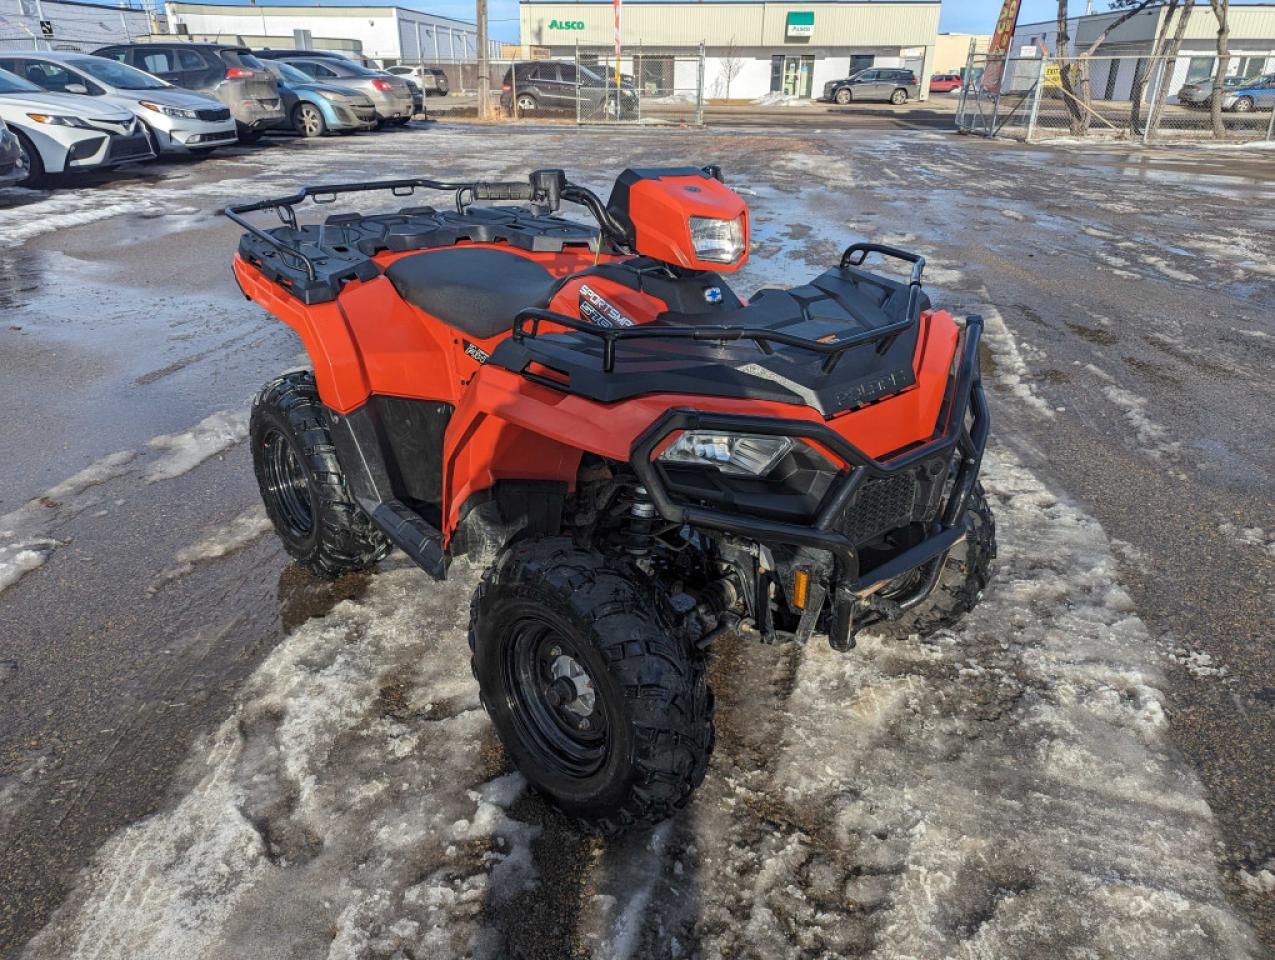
<box><xmin>19</xmin><ymin>445</ymin><xmax>1259</xmax><ymax>959</ymax></box>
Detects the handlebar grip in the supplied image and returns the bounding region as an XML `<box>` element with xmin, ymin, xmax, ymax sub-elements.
<box><xmin>472</xmin><ymin>181</ymin><xmax>535</xmax><ymax>201</ymax></box>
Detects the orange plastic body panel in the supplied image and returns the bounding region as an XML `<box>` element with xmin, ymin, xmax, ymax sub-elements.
<box><xmin>625</xmin><ymin>175</ymin><xmax>750</xmax><ymax>272</ymax></box>
<box><xmin>235</xmin><ymin>249</ymin><xmax>961</xmax><ymax>546</ymax></box>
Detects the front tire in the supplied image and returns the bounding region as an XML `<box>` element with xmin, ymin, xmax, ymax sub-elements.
<box><xmin>1231</xmin><ymin>96</ymin><xmax>1254</xmax><ymax>114</ymax></box>
<box><xmin>834</xmin><ymin>88</ymin><xmax>852</xmax><ymax>105</ymax></box>
<box><xmin>12</xmin><ymin>130</ymin><xmax>45</xmax><ymax>188</ymax></box>
<box><xmin>250</xmin><ymin>371</ymin><xmax>391</xmax><ymax>579</ymax></box>
<box><xmin>470</xmin><ymin>539</ymin><xmax>714</xmax><ymax>833</ymax></box>
<box><xmin>874</xmin><ymin>484</ymin><xmax>996</xmax><ymax>639</ymax></box>
<box><xmin>294</xmin><ymin>102</ymin><xmax>327</xmax><ymax>138</ymax></box>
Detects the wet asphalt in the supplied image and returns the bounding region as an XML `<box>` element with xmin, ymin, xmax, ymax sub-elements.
<box><xmin>0</xmin><ymin>119</ymin><xmax>1273</xmax><ymax>956</ymax></box>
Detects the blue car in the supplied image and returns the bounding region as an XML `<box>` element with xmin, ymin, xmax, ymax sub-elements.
<box><xmin>1223</xmin><ymin>73</ymin><xmax>1275</xmax><ymax>113</ymax></box>
<box><xmin>263</xmin><ymin>59</ymin><xmax>377</xmax><ymax>136</ymax></box>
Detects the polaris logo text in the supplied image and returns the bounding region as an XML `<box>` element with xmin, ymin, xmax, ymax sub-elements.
<box><xmin>548</xmin><ymin>19</ymin><xmax>586</xmax><ymax>29</ymax></box>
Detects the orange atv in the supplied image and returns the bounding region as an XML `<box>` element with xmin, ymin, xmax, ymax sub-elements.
<box><xmin>228</xmin><ymin>167</ymin><xmax>994</xmax><ymax>831</ymax></box>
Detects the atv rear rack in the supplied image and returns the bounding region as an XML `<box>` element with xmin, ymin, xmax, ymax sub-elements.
<box><xmin>513</xmin><ymin>242</ymin><xmax>928</xmax><ymax>376</ymax></box>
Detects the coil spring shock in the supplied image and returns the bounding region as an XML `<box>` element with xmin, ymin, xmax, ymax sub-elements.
<box><xmin>624</xmin><ymin>485</ymin><xmax>657</xmax><ymax>556</ymax></box>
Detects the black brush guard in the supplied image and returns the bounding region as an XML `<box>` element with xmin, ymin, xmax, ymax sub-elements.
<box><xmin>626</xmin><ymin>316</ymin><xmax>988</xmax><ymax>650</ymax></box>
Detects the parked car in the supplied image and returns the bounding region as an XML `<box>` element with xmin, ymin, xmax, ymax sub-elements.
<box><xmin>930</xmin><ymin>72</ymin><xmax>963</xmax><ymax>94</ymax></box>
<box><xmin>0</xmin><ymin>117</ymin><xmax>25</xmax><ymax>186</ymax></box>
<box><xmin>1222</xmin><ymin>73</ymin><xmax>1275</xmax><ymax>113</ymax></box>
<box><xmin>261</xmin><ymin>59</ymin><xmax>377</xmax><ymax>137</ymax></box>
<box><xmin>386</xmin><ymin>65</ymin><xmax>449</xmax><ymax>96</ymax></box>
<box><xmin>93</xmin><ymin>43</ymin><xmax>283</xmax><ymax>141</ymax></box>
<box><xmin>0</xmin><ymin>67</ymin><xmax>153</xmax><ymax>186</ymax></box>
<box><xmin>255</xmin><ymin>48</ymin><xmax>378</xmax><ymax>69</ymax></box>
<box><xmin>255</xmin><ymin>52</ymin><xmax>413</xmax><ymax>125</ymax></box>
<box><xmin>405</xmin><ymin>76</ymin><xmax>424</xmax><ymax>117</ymax></box>
<box><xmin>0</xmin><ymin>51</ymin><xmax>237</xmax><ymax>156</ymax></box>
<box><xmin>822</xmin><ymin>68</ymin><xmax>919</xmax><ymax>105</ymax></box>
<box><xmin>499</xmin><ymin>61</ymin><xmax>637</xmax><ymax>118</ymax></box>
<box><xmin>1178</xmin><ymin>74</ymin><xmax>1258</xmax><ymax>108</ymax></box>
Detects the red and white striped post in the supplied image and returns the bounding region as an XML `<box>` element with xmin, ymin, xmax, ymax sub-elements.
<box><xmin>613</xmin><ymin>0</ymin><xmax>622</xmax><ymax>117</ymax></box>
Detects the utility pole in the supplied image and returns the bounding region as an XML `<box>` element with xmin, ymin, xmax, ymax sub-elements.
<box><xmin>476</xmin><ymin>0</ymin><xmax>490</xmax><ymax>118</ymax></box>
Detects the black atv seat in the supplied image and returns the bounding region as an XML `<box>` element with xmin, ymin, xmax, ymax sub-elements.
<box><xmin>385</xmin><ymin>247</ymin><xmax>559</xmax><ymax>340</ymax></box>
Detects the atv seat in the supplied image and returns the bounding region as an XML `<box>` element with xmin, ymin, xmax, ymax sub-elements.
<box><xmin>385</xmin><ymin>248</ymin><xmax>560</xmax><ymax>340</ymax></box>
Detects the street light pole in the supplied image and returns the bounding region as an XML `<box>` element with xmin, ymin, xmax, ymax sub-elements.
<box><xmin>476</xmin><ymin>0</ymin><xmax>490</xmax><ymax>118</ymax></box>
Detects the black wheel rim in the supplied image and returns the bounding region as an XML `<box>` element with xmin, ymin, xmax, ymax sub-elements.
<box><xmin>503</xmin><ymin>616</ymin><xmax>608</xmax><ymax>779</ymax></box>
<box><xmin>262</xmin><ymin>428</ymin><xmax>313</xmax><ymax>537</ymax></box>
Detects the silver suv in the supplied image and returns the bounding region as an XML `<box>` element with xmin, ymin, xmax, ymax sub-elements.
<box><xmin>93</xmin><ymin>43</ymin><xmax>283</xmax><ymax>141</ymax></box>
<box><xmin>822</xmin><ymin>68</ymin><xmax>920</xmax><ymax>105</ymax></box>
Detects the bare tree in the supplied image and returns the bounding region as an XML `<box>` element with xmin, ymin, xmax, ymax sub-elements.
<box><xmin>712</xmin><ymin>38</ymin><xmax>746</xmax><ymax>101</ymax></box>
<box><xmin>1130</xmin><ymin>0</ymin><xmax>1179</xmax><ymax>129</ymax></box>
<box><xmin>1207</xmin><ymin>0</ymin><xmax>1231</xmax><ymax>138</ymax></box>
<box><xmin>1147</xmin><ymin>0</ymin><xmax>1196</xmax><ymax>135</ymax></box>
<box><xmin>1055</xmin><ymin>0</ymin><xmax>1158</xmax><ymax>134</ymax></box>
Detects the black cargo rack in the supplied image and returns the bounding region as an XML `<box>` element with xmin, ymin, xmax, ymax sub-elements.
<box><xmin>511</xmin><ymin>241</ymin><xmax>928</xmax><ymax>375</ymax></box>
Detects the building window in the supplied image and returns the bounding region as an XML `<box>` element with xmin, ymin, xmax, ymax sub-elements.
<box><xmin>1236</xmin><ymin>56</ymin><xmax>1266</xmax><ymax>80</ymax></box>
<box><xmin>1186</xmin><ymin>56</ymin><xmax>1215</xmax><ymax>84</ymax></box>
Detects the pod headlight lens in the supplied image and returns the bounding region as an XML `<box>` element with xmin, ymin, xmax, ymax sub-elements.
<box><xmin>659</xmin><ymin>432</ymin><xmax>793</xmax><ymax>477</ymax></box>
<box><xmin>689</xmin><ymin>215</ymin><xmax>745</xmax><ymax>264</ymax></box>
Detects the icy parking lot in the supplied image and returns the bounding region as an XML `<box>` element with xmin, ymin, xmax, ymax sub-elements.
<box><xmin>2</xmin><ymin>124</ymin><xmax>1273</xmax><ymax>958</ymax></box>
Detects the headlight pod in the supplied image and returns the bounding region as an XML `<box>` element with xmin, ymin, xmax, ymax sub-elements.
<box><xmin>139</xmin><ymin>101</ymin><xmax>199</xmax><ymax>120</ymax></box>
<box><xmin>315</xmin><ymin>90</ymin><xmax>344</xmax><ymax>103</ymax></box>
<box><xmin>689</xmin><ymin>215</ymin><xmax>745</xmax><ymax>264</ymax></box>
<box><xmin>26</xmin><ymin>113</ymin><xmax>92</xmax><ymax>128</ymax></box>
<box><xmin>660</xmin><ymin>432</ymin><xmax>794</xmax><ymax>477</ymax></box>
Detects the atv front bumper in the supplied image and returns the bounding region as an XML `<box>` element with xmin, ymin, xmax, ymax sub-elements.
<box><xmin>631</xmin><ymin>316</ymin><xmax>989</xmax><ymax>649</ymax></box>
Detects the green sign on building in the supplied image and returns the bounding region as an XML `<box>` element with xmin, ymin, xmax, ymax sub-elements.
<box><xmin>548</xmin><ymin>18</ymin><xmax>586</xmax><ymax>30</ymax></box>
<box><xmin>785</xmin><ymin>11</ymin><xmax>814</xmax><ymax>38</ymax></box>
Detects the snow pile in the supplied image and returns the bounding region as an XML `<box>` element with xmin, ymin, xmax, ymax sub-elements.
<box><xmin>145</xmin><ymin>409</ymin><xmax>250</xmax><ymax>482</ymax></box>
<box><xmin>22</xmin><ymin>561</ymin><xmax>539</xmax><ymax>960</ymax></box>
<box><xmin>751</xmin><ymin>92</ymin><xmax>813</xmax><ymax>107</ymax></box>
<box><xmin>1101</xmin><ymin>385</ymin><xmax>1183</xmax><ymax>461</ymax></box>
<box><xmin>980</xmin><ymin>301</ymin><xmax>1057</xmax><ymax>419</ymax></box>
<box><xmin>0</xmin><ymin>450</ymin><xmax>135</xmax><ymax>595</ymax></box>
<box><xmin>152</xmin><ymin>507</ymin><xmax>274</xmax><ymax>587</ymax></box>
<box><xmin>1217</xmin><ymin>521</ymin><xmax>1275</xmax><ymax>559</ymax></box>
<box><xmin>648</xmin><ymin>93</ymin><xmax>696</xmax><ymax>105</ymax></box>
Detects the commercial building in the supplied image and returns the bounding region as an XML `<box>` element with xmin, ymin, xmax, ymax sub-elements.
<box><xmin>518</xmin><ymin>0</ymin><xmax>940</xmax><ymax>100</ymax></box>
<box><xmin>163</xmin><ymin>1</ymin><xmax>499</xmax><ymax>66</ymax></box>
<box><xmin>0</xmin><ymin>0</ymin><xmax>153</xmax><ymax>53</ymax></box>
<box><xmin>1012</xmin><ymin>5</ymin><xmax>1275</xmax><ymax>101</ymax></box>
<box><xmin>933</xmin><ymin>32</ymin><xmax>990</xmax><ymax>75</ymax></box>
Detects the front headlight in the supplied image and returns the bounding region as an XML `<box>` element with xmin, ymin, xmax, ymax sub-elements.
<box><xmin>139</xmin><ymin>101</ymin><xmax>199</xmax><ymax>120</ymax></box>
<box><xmin>689</xmin><ymin>215</ymin><xmax>745</xmax><ymax>264</ymax></box>
<box><xmin>315</xmin><ymin>90</ymin><xmax>344</xmax><ymax>102</ymax></box>
<box><xmin>660</xmin><ymin>432</ymin><xmax>794</xmax><ymax>477</ymax></box>
<box><xmin>26</xmin><ymin>113</ymin><xmax>92</xmax><ymax>128</ymax></box>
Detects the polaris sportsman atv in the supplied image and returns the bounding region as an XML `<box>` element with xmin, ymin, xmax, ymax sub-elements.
<box><xmin>228</xmin><ymin>166</ymin><xmax>994</xmax><ymax>831</ymax></box>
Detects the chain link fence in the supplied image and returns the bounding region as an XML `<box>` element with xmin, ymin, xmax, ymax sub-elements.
<box><xmin>405</xmin><ymin>50</ymin><xmax>707</xmax><ymax>126</ymax></box>
<box><xmin>957</xmin><ymin>52</ymin><xmax>1275</xmax><ymax>144</ymax></box>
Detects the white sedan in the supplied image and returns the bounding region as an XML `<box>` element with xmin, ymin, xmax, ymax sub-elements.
<box><xmin>0</xmin><ymin>52</ymin><xmax>238</xmax><ymax>156</ymax></box>
<box><xmin>0</xmin><ymin>67</ymin><xmax>153</xmax><ymax>186</ymax></box>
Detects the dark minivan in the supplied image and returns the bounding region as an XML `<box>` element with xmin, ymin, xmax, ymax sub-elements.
<box><xmin>500</xmin><ymin>61</ymin><xmax>636</xmax><ymax>118</ymax></box>
<box><xmin>93</xmin><ymin>43</ymin><xmax>284</xmax><ymax>140</ymax></box>
<box><xmin>822</xmin><ymin>68</ymin><xmax>920</xmax><ymax>105</ymax></box>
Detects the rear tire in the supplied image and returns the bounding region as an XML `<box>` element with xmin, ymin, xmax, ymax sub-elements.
<box><xmin>250</xmin><ymin>371</ymin><xmax>391</xmax><ymax>579</ymax></box>
<box><xmin>470</xmin><ymin>538</ymin><xmax>714</xmax><ymax>833</ymax></box>
<box><xmin>873</xmin><ymin>484</ymin><xmax>996</xmax><ymax>639</ymax></box>
<box><xmin>236</xmin><ymin>123</ymin><xmax>263</xmax><ymax>144</ymax></box>
<box><xmin>890</xmin><ymin>88</ymin><xmax>909</xmax><ymax>105</ymax></box>
<box><xmin>834</xmin><ymin>88</ymin><xmax>852</xmax><ymax>105</ymax></box>
<box><xmin>515</xmin><ymin>93</ymin><xmax>538</xmax><ymax>114</ymax></box>
<box><xmin>390</xmin><ymin>116</ymin><xmax>411</xmax><ymax>126</ymax></box>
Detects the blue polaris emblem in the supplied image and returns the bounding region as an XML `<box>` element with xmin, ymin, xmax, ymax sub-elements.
<box><xmin>704</xmin><ymin>286</ymin><xmax>723</xmax><ymax>304</ymax></box>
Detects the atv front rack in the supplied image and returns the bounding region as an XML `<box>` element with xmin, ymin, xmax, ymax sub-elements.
<box><xmin>512</xmin><ymin>243</ymin><xmax>928</xmax><ymax>376</ymax></box>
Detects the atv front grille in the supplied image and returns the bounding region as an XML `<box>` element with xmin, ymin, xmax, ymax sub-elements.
<box><xmin>839</xmin><ymin>473</ymin><xmax>920</xmax><ymax>546</ymax></box>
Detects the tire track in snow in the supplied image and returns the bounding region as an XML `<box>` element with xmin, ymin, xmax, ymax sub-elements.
<box><xmin>18</xmin><ymin>451</ymin><xmax>1259</xmax><ymax>959</ymax></box>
